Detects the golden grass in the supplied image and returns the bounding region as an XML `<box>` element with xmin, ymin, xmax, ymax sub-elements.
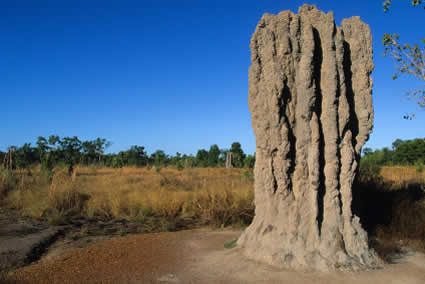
<box><xmin>2</xmin><ymin>164</ymin><xmax>424</xmax><ymax>246</ymax></box>
<box><xmin>381</xmin><ymin>166</ymin><xmax>425</xmax><ymax>189</ymax></box>
<box><xmin>1</xmin><ymin>167</ymin><xmax>255</xmax><ymax>229</ymax></box>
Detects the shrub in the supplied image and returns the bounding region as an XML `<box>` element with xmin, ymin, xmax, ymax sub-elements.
<box><xmin>358</xmin><ymin>159</ymin><xmax>382</xmax><ymax>184</ymax></box>
<box><xmin>176</xmin><ymin>161</ymin><xmax>184</xmax><ymax>171</ymax></box>
<box><xmin>0</xmin><ymin>169</ymin><xmax>18</xmax><ymax>199</ymax></box>
<box><xmin>415</xmin><ymin>160</ymin><xmax>424</xmax><ymax>173</ymax></box>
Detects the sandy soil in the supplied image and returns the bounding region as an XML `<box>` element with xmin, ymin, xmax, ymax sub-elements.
<box><xmin>4</xmin><ymin>228</ymin><xmax>425</xmax><ymax>284</ymax></box>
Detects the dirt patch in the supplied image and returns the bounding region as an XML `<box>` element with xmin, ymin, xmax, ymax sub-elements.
<box><xmin>4</xmin><ymin>229</ymin><xmax>425</xmax><ymax>283</ymax></box>
<box><xmin>0</xmin><ymin>208</ymin><xmax>62</xmax><ymax>273</ymax></box>
<box><xmin>0</xmin><ymin>207</ymin><xmax>183</xmax><ymax>275</ymax></box>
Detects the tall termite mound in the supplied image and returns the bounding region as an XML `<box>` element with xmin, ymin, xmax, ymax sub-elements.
<box><xmin>238</xmin><ymin>4</ymin><xmax>381</xmax><ymax>270</ymax></box>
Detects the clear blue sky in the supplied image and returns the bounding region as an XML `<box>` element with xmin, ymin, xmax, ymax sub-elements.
<box><xmin>1</xmin><ymin>0</ymin><xmax>424</xmax><ymax>156</ymax></box>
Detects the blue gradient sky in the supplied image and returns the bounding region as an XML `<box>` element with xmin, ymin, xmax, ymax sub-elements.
<box><xmin>1</xmin><ymin>0</ymin><xmax>424</xmax><ymax>155</ymax></box>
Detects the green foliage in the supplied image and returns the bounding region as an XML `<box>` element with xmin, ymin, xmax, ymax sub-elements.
<box><xmin>358</xmin><ymin>158</ymin><xmax>382</xmax><ymax>184</ymax></box>
<box><xmin>361</xmin><ymin>138</ymin><xmax>425</xmax><ymax>167</ymax></box>
<box><xmin>224</xmin><ymin>238</ymin><xmax>238</xmax><ymax>249</ymax></box>
<box><xmin>80</xmin><ymin>138</ymin><xmax>111</xmax><ymax>165</ymax></box>
<box><xmin>6</xmin><ymin>136</ymin><xmax>256</xmax><ymax>170</ymax></box>
<box><xmin>126</xmin><ymin>145</ymin><xmax>148</xmax><ymax>166</ymax></box>
<box><xmin>415</xmin><ymin>159</ymin><xmax>424</xmax><ymax>173</ymax></box>
<box><xmin>392</xmin><ymin>138</ymin><xmax>425</xmax><ymax>165</ymax></box>
<box><xmin>59</xmin><ymin>136</ymin><xmax>82</xmax><ymax>175</ymax></box>
<box><xmin>208</xmin><ymin>144</ymin><xmax>220</xmax><ymax>167</ymax></box>
<box><xmin>150</xmin><ymin>150</ymin><xmax>169</xmax><ymax>167</ymax></box>
<box><xmin>230</xmin><ymin>142</ymin><xmax>246</xmax><ymax>168</ymax></box>
<box><xmin>176</xmin><ymin>161</ymin><xmax>184</xmax><ymax>170</ymax></box>
<box><xmin>243</xmin><ymin>154</ymin><xmax>255</xmax><ymax>168</ymax></box>
<box><xmin>195</xmin><ymin>149</ymin><xmax>209</xmax><ymax>167</ymax></box>
<box><xmin>383</xmin><ymin>0</ymin><xmax>423</xmax><ymax>12</ymax></box>
<box><xmin>169</xmin><ymin>152</ymin><xmax>182</xmax><ymax>167</ymax></box>
<box><xmin>382</xmin><ymin>1</ymin><xmax>425</xmax><ymax>109</ymax></box>
<box><xmin>110</xmin><ymin>155</ymin><xmax>123</xmax><ymax>168</ymax></box>
<box><xmin>14</xmin><ymin>143</ymin><xmax>37</xmax><ymax>169</ymax></box>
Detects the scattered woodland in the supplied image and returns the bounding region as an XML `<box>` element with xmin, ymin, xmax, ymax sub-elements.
<box><xmin>0</xmin><ymin>136</ymin><xmax>255</xmax><ymax>175</ymax></box>
<box><xmin>0</xmin><ymin>136</ymin><xmax>424</xmax><ymax>259</ymax></box>
<box><xmin>362</xmin><ymin>138</ymin><xmax>425</xmax><ymax>167</ymax></box>
<box><xmin>0</xmin><ymin>2</ymin><xmax>423</xmax><ymax>279</ymax></box>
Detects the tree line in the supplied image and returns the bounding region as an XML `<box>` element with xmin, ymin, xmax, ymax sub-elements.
<box><xmin>362</xmin><ymin>138</ymin><xmax>425</xmax><ymax>167</ymax></box>
<box><xmin>0</xmin><ymin>136</ymin><xmax>256</xmax><ymax>174</ymax></box>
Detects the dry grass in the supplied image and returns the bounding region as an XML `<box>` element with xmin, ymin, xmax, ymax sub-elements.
<box><xmin>2</xmin><ymin>165</ymin><xmax>424</xmax><ymax>255</ymax></box>
<box><xmin>353</xmin><ymin>165</ymin><xmax>425</xmax><ymax>257</ymax></box>
<box><xmin>381</xmin><ymin>166</ymin><xmax>425</xmax><ymax>189</ymax></box>
<box><xmin>0</xmin><ymin>167</ymin><xmax>254</xmax><ymax>229</ymax></box>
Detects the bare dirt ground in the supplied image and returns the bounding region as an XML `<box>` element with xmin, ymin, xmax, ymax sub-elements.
<box><xmin>0</xmin><ymin>207</ymin><xmax>159</xmax><ymax>276</ymax></box>
<box><xmin>3</xmin><ymin>228</ymin><xmax>425</xmax><ymax>284</ymax></box>
<box><xmin>0</xmin><ymin>208</ymin><xmax>61</xmax><ymax>273</ymax></box>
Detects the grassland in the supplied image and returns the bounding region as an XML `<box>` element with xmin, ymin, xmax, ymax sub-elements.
<box><xmin>0</xmin><ymin>166</ymin><xmax>255</xmax><ymax>231</ymax></box>
<box><xmin>1</xmin><ymin>165</ymin><xmax>424</xmax><ymax>255</ymax></box>
<box><xmin>354</xmin><ymin>165</ymin><xmax>425</xmax><ymax>257</ymax></box>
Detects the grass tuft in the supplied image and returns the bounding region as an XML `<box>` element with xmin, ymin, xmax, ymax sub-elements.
<box><xmin>224</xmin><ymin>238</ymin><xmax>238</xmax><ymax>249</ymax></box>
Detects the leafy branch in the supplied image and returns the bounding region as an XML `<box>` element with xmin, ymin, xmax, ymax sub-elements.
<box><xmin>383</xmin><ymin>0</ymin><xmax>423</xmax><ymax>12</ymax></box>
<box><xmin>382</xmin><ymin>0</ymin><xmax>425</xmax><ymax>109</ymax></box>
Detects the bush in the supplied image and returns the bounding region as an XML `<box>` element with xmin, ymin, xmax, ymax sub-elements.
<box><xmin>415</xmin><ymin>160</ymin><xmax>424</xmax><ymax>173</ymax></box>
<box><xmin>0</xmin><ymin>169</ymin><xmax>18</xmax><ymax>199</ymax></box>
<box><xmin>358</xmin><ymin>159</ymin><xmax>382</xmax><ymax>184</ymax></box>
<box><xmin>176</xmin><ymin>161</ymin><xmax>184</xmax><ymax>171</ymax></box>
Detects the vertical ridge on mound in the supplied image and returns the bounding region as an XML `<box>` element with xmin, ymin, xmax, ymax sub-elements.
<box><xmin>238</xmin><ymin>4</ymin><xmax>381</xmax><ymax>270</ymax></box>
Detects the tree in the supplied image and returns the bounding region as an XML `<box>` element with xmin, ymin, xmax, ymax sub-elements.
<box><xmin>36</xmin><ymin>136</ymin><xmax>49</xmax><ymax>155</ymax></box>
<box><xmin>0</xmin><ymin>151</ymin><xmax>5</xmax><ymax>165</ymax></box>
<box><xmin>230</xmin><ymin>142</ymin><xmax>246</xmax><ymax>168</ymax></box>
<box><xmin>207</xmin><ymin>144</ymin><xmax>220</xmax><ymax>167</ymax></box>
<box><xmin>14</xmin><ymin>143</ymin><xmax>37</xmax><ymax>169</ymax></box>
<box><xmin>150</xmin><ymin>150</ymin><xmax>168</xmax><ymax>167</ymax></box>
<box><xmin>94</xmin><ymin>138</ymin><xmax>111</xmax><ymax>163</ymax></box>
<box><xmin>382</xmin><ymin>0</ymin><xmax>425</xmax><ymax>110</ymax></box>
<box><xmin>59</xmin><ymin>136</ymin><xmax>82</xmax><ymax>175</ymax></box>
<box><xmin>360</xmin><ymin>138</ymin><xmax>425</xmax><ymax>166</ymax></box>
<box><xmin>362</xmin><ymin>147</ymin><xmax>373</xmax><ymax>156</ymax></box>
<box><xmin>243</xmin><ymin>154</ymin><xmax>256</xmax><ymax>168</ymax></box>
<box><xmin>126</xmin><ymin>145</ymin><xmax>148</xmax><ymax>167</ymax></box>
<box><xmin>170</xmin><ymin>152</ymin><xmax>183</xmax><ymax>168</ymax></box>
<box><xmin>37</xmin><ymin>136</ymin><xmax>54</xmax><ymax>172</ymax></box>
<box><xmin>113</xmin><ymin>151</ymin><xmax>126</xmax><ymax>168</ymax></box>
<box><xmin>81</xmin><ymin>140</ymin><xmax>97</xmax><ymax>165</ymax></box>
<box><xmin>392</xmin><ymin>138</ymin><xmax>404</xmax><ymax>150</ymax></box>
<box><xmin>195</xmin><ymin>149</ymin><xmax>209</xmax><ymax>167</ymax></box>
<box><xmin>47</xmin><ymin>135</ymin><xmax>61</xmax><ymax>167</ymax></box>
<box><xmin>393</xmin><ymin>138</ymin><xmax>425</xmax><ymax>165</ymax></box>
